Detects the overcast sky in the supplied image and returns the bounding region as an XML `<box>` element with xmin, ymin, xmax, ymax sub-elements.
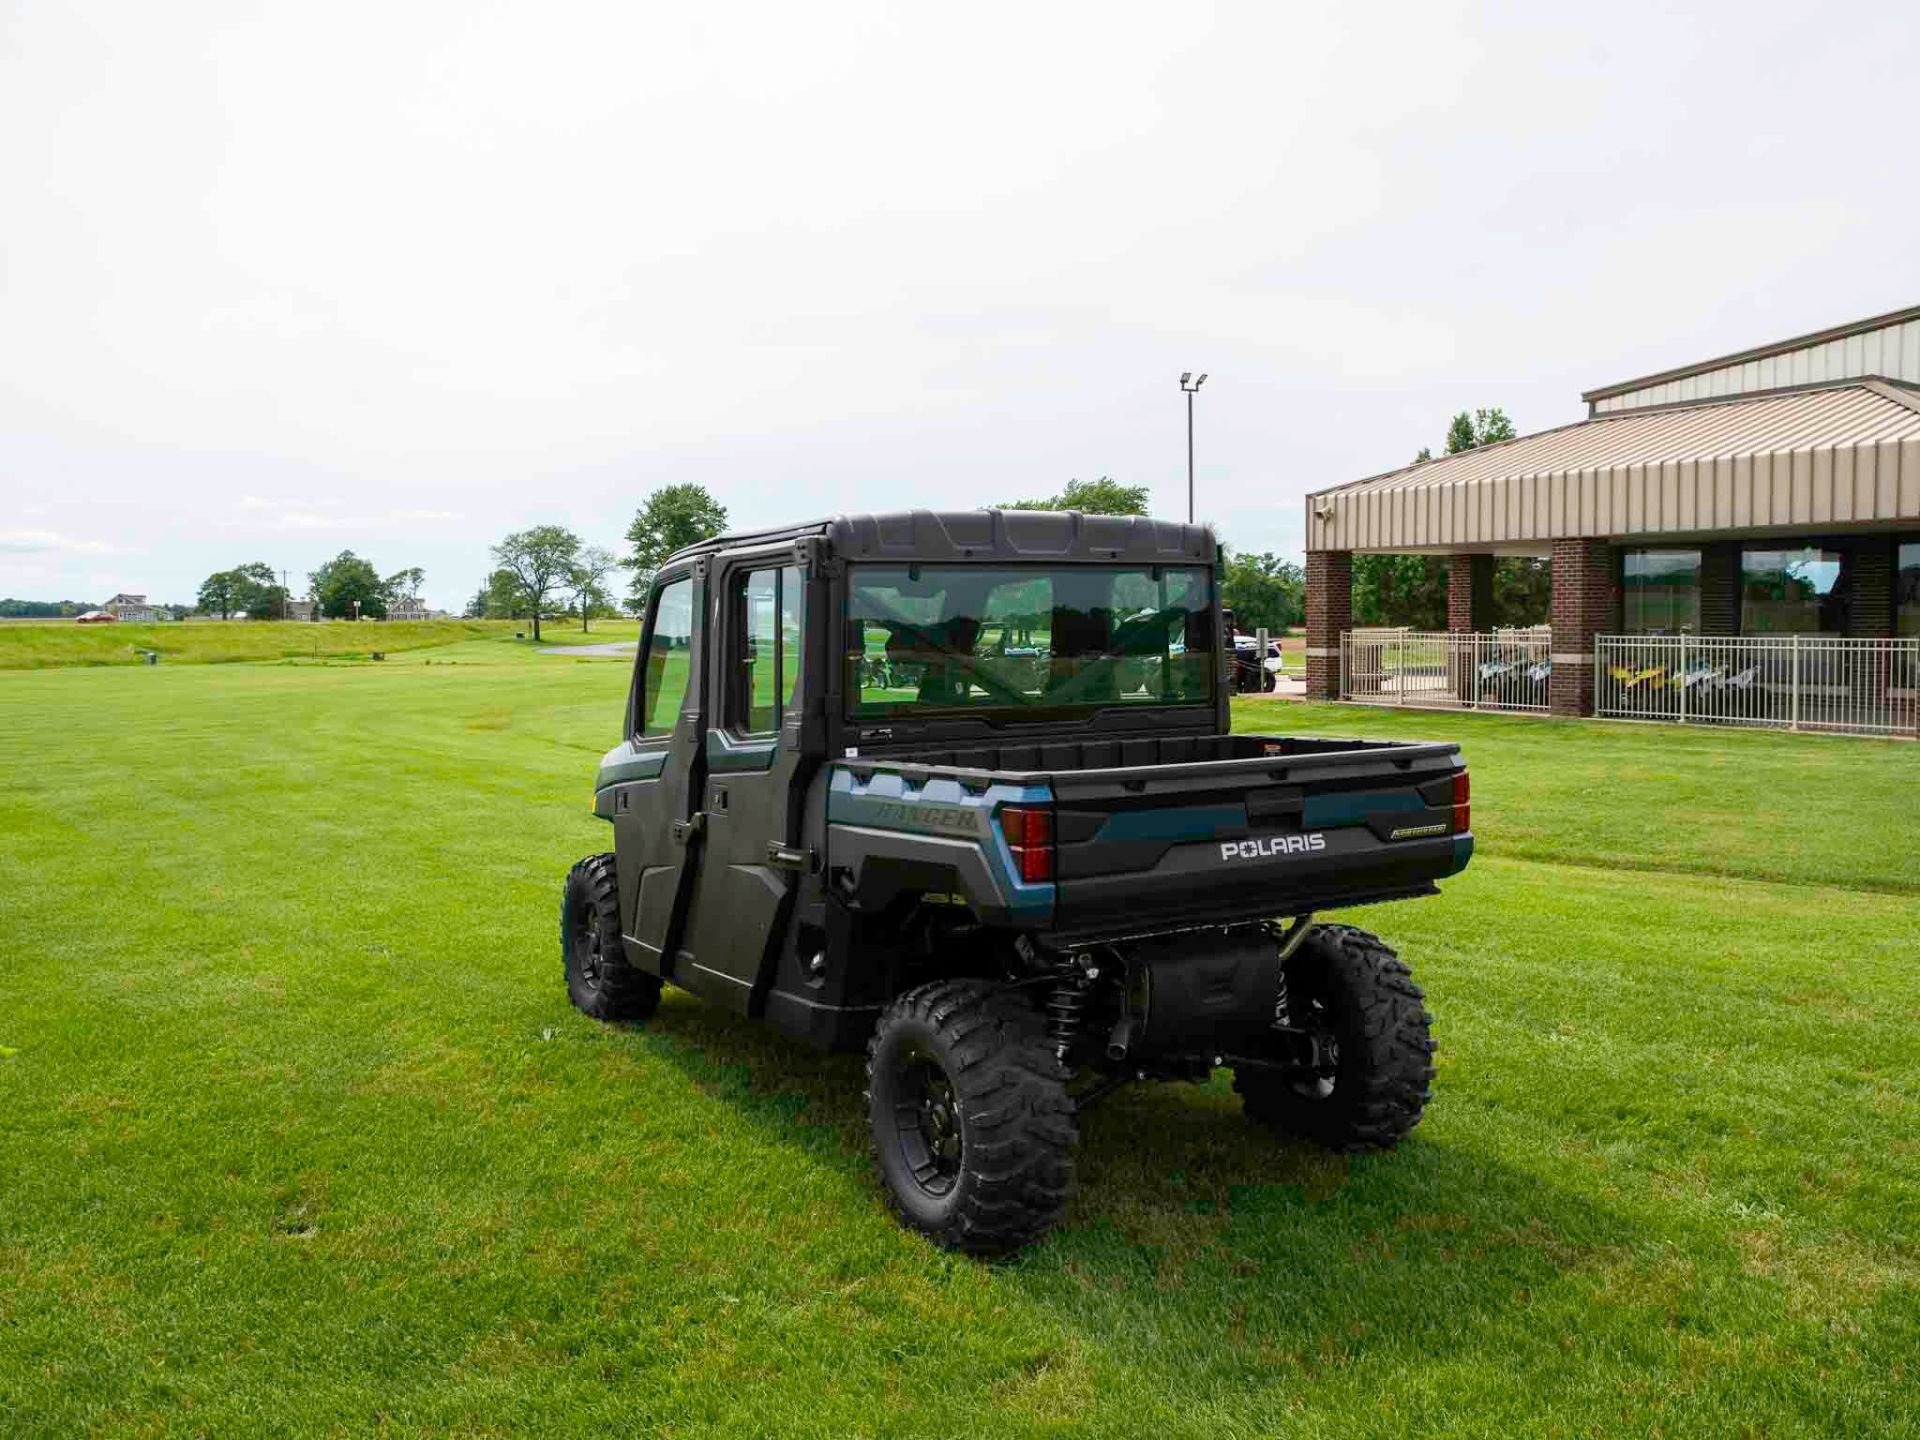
<box><xmin>3</xmin><ymin>1</ymin><xmax>1917</xmax><ymax>610</ymax></box>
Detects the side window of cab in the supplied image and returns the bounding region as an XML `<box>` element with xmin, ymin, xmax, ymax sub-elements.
<box><xmin>634</xmin><ymin>577</ymin><xmax>695</xmax><ymax>739</ymax></box>
<box><xmin>725</xmin><ymin>565</ymin><xmax>803</xmax><ymax>736</ymax></box>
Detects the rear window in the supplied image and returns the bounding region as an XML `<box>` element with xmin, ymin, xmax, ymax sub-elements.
<box><xmin>846</xmin><ymin>564</ymin><xmax>1214</xmax><ymax>717</ymax></box>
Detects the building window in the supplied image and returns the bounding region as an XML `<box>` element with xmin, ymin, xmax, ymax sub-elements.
<box><xmin>1741</xmin><ymin>546</ymin><xmax>1849</xmax><ymax>635</ymax></box>
<box><xmin>1621</xmin><ymin>549</ymin><xmax>1700</xmax><ymax>634</ymax></box>
<box><xmin>1899</xmin><ymin>541</ymin><xmax>1920</xmax><ymax>637</ymax></box>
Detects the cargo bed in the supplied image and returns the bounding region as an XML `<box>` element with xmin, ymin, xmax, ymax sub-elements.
<box><xmin>829</xmin><ymin>732</ymin><xmax>1471</xmax><ymax>940</ymax></box>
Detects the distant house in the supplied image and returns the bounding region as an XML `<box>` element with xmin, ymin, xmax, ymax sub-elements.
<box><xmin>387</xmin><ymin>595</ymin><xmax>429</xmax><ymax>622</ymax></box>
<box><xmin>104</xmin><ymin>593</ymin><xmax>157</xmax><ymax>622</ymax></box>
<box><xmin>284</xmin><ymin>598</ymin><xmax>321</xmax><ymax>622</ymax></box>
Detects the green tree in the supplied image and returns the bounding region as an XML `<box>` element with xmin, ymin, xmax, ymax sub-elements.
<box><xmin>198</xmin><ymin>563</ymin><xmax>285</xmax><ymax>620</ymax></box>
<box><xmin>383</xmin><ymin>567</ymin><xmax>426</xmax><ymax>612</ymax></box>
<box><xmin>1445</xmin><ymin>411</ymin><xmax>1477</xmax><ymax>455</ymax></box>
<box><xmin>465</xmin><ymin>568</ymin><xmax>527</xmax><ymax>620</ymax></box>
<box><xmin>310</xmin><ymin>551</ymin><xmax>389</xmax><ymax>620</ymax></box>
<box><xmin>624</xmin><ymin>484</ymin><xmax>729</xmax><ymax>607</ymax></box>
<box><xmin>197</xmin><ymin>569</ymin><xmax>240</xmax><ymax>620</ymax></box>
<box><xmin>999</xmin><ymin>476</ymin><xmax>1150</xmax><ymax>516</ymax></box>
<box><xmin>231</xmin><ymin>562</ymin><xmax>288</xmax><ymax>620</ymax></box>
<box><xmin>1447</xmin><ymin>407</ymin><xmax>1516</xmax><ymax>455</ymax></box>
<box><xmin>567</xmin><ymin>545</ymin><xmax>619</xmax><ymax>632</ymax></box>
<box><xmin>1493</xmin><ymin>556</ymin><xmax>1552</xmax><ymax>627</ymax></box>
<box><xmin>1219</xmin><ymin>549</ymin><xmax>1305</xmax><ymax>633</ymax></box>
<box><xmin>1351</xmin><ymin>555</ymin><xmax>1450</xmax><ymax>628</ymax></box>
<box><xmin>492</xmin><ymin>526</ymin><xmax>581</xmax><ymax>641</ymax></box>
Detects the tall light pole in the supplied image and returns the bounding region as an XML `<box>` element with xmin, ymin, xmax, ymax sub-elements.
<box><xmin>1179</xmin><ymin>371</ymin><xmax>1208</xmax><ymax>522</ymax></box>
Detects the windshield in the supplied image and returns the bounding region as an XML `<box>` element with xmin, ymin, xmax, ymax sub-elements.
<box><xmin>846</xmin><ymin>564</ymin><xmax>1215</xmax><ymax>717</ymax></box>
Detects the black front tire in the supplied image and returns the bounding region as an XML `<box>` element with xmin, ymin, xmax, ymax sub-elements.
<box><xmin>866</xmin><ymin>980</ymin><xmax>1076</xmax><ymax>1257</ymax></box>
<box><xmin>1233</xmin><ymin>924</ymin><xmax>1435</xmax><ymax>1152</ymax></box>
<box><xmin>561</xmin><ymin>854</ymin><xmax>661</xmax><ymax>1022</ymax></box>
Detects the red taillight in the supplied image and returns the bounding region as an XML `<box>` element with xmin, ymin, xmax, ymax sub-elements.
<box><xmin>1451</xmin><ymin>769</ymin><xmax>1470</xmax><ymax>834</ymax></box>
<box><xmin>998</xmin><ymin>805</ymin><xmax>1055</xmax><ymax>883</ymax></box>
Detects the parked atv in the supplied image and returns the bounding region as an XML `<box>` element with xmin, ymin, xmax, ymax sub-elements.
<box><xmin>562</xmin><ymin>509</ymin><xmax>1469</xmax><ymax>1254</ymax></box>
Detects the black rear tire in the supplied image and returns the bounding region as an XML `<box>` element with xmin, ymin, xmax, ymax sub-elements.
<box><xmin>866</xmin><ymin>980</ymin><xmax>1076</xmax><ymax>1257</ymax></box>
<box><xmin>1233</xmin><ymin>924</ymin><xmax>1435</xmax><ymax>1152</ymax></box>
<box><xmin>561</xmin><ymin>854</ymin><xmax>661</xmax><ymax>1022</ymax></box>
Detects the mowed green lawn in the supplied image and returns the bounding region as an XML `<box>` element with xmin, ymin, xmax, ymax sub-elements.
<box><xmin>2</xmin><ymin>646</ymin><xmax>1916</xmax><ymax>1437</ymax></box>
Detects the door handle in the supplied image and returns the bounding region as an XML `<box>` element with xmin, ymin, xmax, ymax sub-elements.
<box><xmin>766</xmin><ymin>841</ymin><xmax>817</xmax><ymax>872</ymax></box>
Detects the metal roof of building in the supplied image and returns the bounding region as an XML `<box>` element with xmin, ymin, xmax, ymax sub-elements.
<box><xmin>1583</xmin><ymin>303</ymin><xmax>1920</xmax><ymax>411</ymax></box>
<box><xmin>1306</xmin><ymin>380</ymin><xmax>1920</xmax><ymax>554</ymax></box>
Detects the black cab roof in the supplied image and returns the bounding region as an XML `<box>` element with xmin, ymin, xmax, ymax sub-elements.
<box><xmin>663</xmin><ymin>509</ymin><xmax>1215</xmax><ymax>568</ymax></box>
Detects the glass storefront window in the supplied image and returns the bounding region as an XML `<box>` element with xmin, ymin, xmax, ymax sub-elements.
<box><xmin>1621</xmin><ymin>549</ymin><xmax>1700</xmax><ymax>634</ymax></box>
<box><xmin>1741</xmin><ymin>546</ymin><xmax>1849</xmax><ymax>635</ymax></box>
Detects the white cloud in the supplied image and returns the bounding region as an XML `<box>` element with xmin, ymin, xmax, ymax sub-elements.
<box><xmin>0</xmin><ymin>529</ymin><xmax>129</xmax><ymax>556</ymax></box>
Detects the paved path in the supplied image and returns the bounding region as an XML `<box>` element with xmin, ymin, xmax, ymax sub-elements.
<box><xmin>539</xmin><ymin>641</ymin><xmax>637</xmax><ymax>657</ymax></box>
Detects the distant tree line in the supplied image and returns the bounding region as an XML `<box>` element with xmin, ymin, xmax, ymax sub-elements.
<box><xmin>191</xmin><ymin>553</ymin><xmax>427</xmax><ymax>621</ymax></box>
<box><xmin>1</xmin><ymin>598</ymin><xmax>100</xmax><ymax>618</ymax></box>
<box><xmin>998</xmin><ymin>476</ymin><xmax>1151</xmax><ymax>517</ymax></box>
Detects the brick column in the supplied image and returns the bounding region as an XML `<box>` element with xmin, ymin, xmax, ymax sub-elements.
<box><xmin>1447</xmin><ymin>553</ymin><xmax>1495</xmax><ymax>632</ymax></box>
<box><xmin>1550</xmin><ymin>538</ymin><xmax>1615</xmax><ymax>716</ymax></box>
<box><xmin>1849</xmin><ymin>539</ymin><xmax>1897</xmax><ymax>724</ymax></box>
<box><xmin>1305</xmin><ymin>549</ymin><xmax>1352</xmax><ymax>700</ymax></box>
<box><xmin>1697</xmin><ymin>542</ymin><xmax>1740</xmax><ymax>636</ymax></box>
<box><xmin>1850</xmin><ymin>539</ymin><xmax>1895</xmax><ymax>638</ymax></box>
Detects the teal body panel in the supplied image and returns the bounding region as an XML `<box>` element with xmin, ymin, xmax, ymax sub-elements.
<box><xmin>1091</xmin><ymin>804</ymin><xmax>1242</xmax><ymax>844</ymax></box>
<box><xmin>1449</xmin><ymin>834</ymin><xmax>1475</xmax><ymax>874</ymax></box>
<box><xmin>827</xmin><ymin>767</ymin><xmax>1055</xmax><ymax>920</ymax></box>
<box><xmin>1302</xmin><ymin>790</ymin><xmax>1426</xmax><ymax>827</ymax></box>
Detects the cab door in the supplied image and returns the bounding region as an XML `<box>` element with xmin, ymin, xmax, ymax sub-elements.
<box><xmin>613</xmin><ymin>562</ymin><xmax>707</xmax><ymax>978</ymax></box>
<box><xmin>675</xmin><ymin>552</ymin><xmax>810</xmax><ymax>1015</ymax></box>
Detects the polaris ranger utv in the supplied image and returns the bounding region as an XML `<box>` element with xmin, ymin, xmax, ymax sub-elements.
<box><xmin>562</xmin><ymin>510</ymin><xmax>1471</xmax><ymax>1255</ymax></box>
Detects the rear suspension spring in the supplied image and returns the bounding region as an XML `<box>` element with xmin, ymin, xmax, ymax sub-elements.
<box><xmin>1046</xmin><ymin>955</ymin><xmax>1096</xmax><ymax>1062</ymax></box>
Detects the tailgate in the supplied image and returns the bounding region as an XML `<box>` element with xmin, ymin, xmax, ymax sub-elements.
<box><xmin>1048</xmin><ymin>738</ymin><xmax>1469</xmax><ymax>937</ymax></box>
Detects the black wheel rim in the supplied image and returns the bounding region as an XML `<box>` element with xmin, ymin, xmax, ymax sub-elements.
<box><xmin>572</xmin><ymin>901</ymin><xmax>602</xmax><ymax>991</ymax></box>
<box><xmin>889</xmin><ymin>1041</ymin><xmax>963</xmax><ymax>1198</ymax></box>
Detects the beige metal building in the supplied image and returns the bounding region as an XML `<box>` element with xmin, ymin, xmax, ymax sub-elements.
<box><xmin>1303</xmin><ymin>305</ymin><xmax>1920</xmax><ymax>735</ymax></box>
